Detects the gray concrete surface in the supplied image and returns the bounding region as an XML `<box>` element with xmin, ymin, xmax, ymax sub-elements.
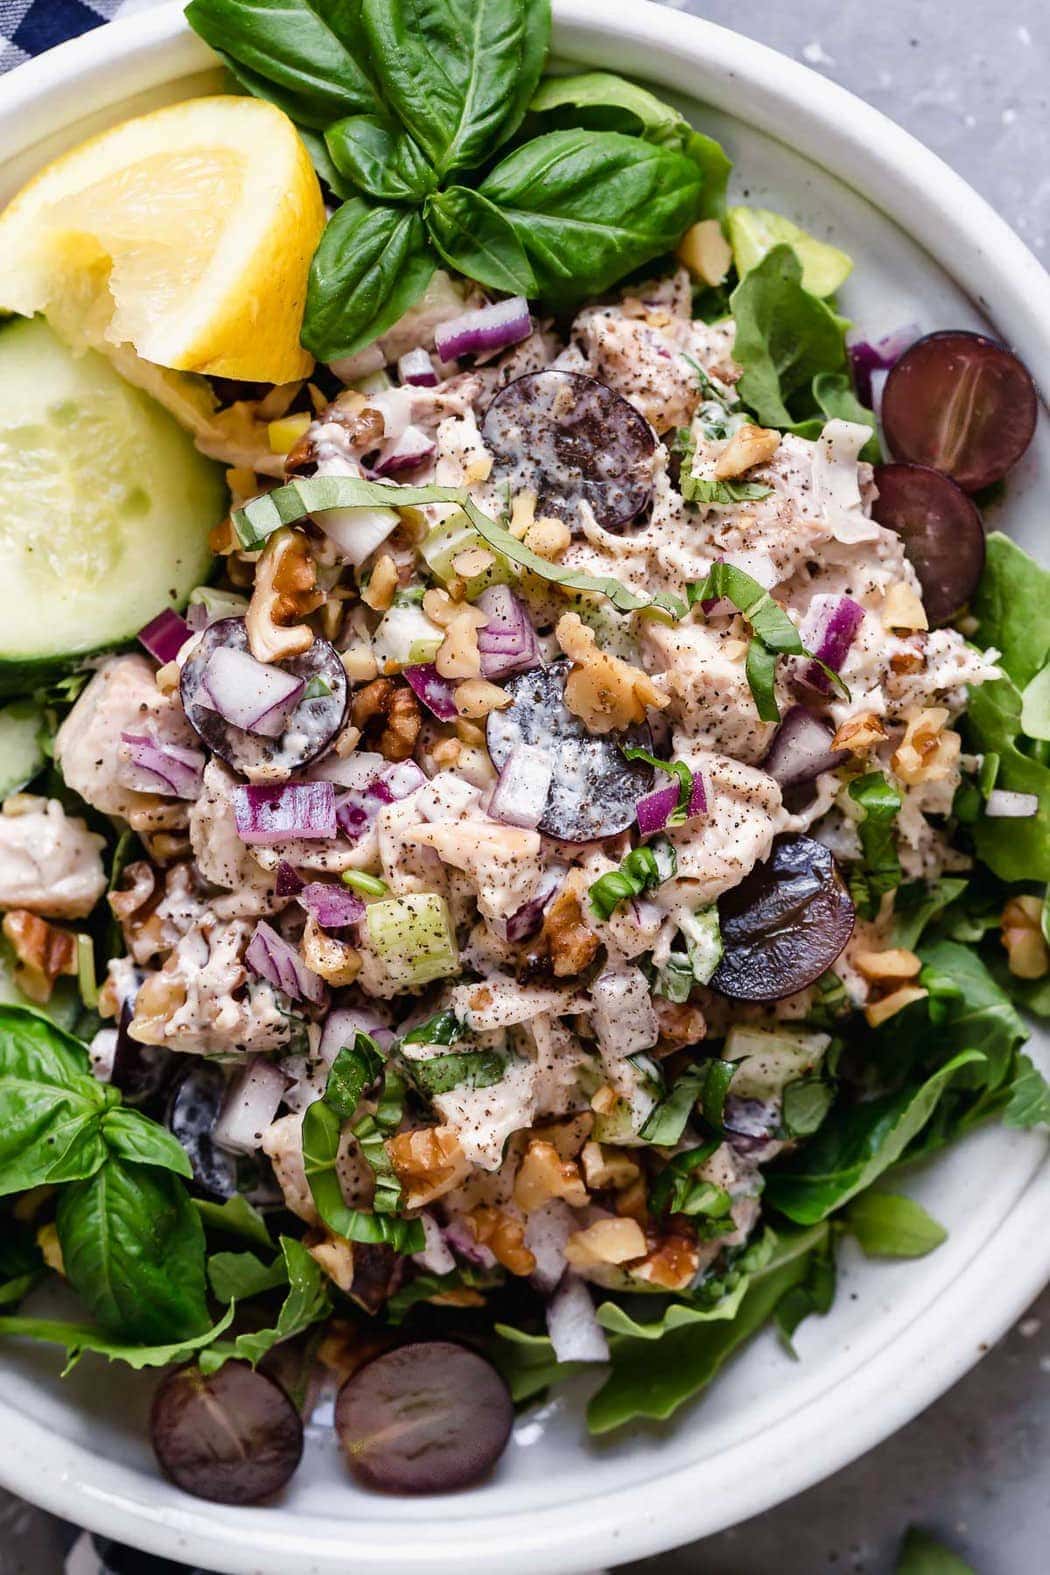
<box><xmin>0</xmin><ymin>2</ymin><xmax>1046</xmax><ymax>1571</ymax></box>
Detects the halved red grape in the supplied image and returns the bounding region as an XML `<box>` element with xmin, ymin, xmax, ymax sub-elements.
<box><xmin>871</xmin><ymin>462</ymin><xmax>985</xmax><ymax>625</ymax></box>
<box><xmin>711</xmin><ymin>834</ymin><xmax>854</xmax><ymax>1002</ymax></box>
<box><xmin>482</xmin><ymin>370</ymin><xmax>655</xmax><ymax>531</ymax></box>
<box><xmin>150</xmin><ymin>1361</ymin><xmax>303</xmax><ymax>1504</ymax></box>
<box><xmin>181</xmin><ymin>618</ymin><xmax>348</xmax><ymax>779</ymax></box>
<box><xmin>881</xmin><ymin>330</ymin><xmax>1037</xmax><ymax>492</ymax></box>
<box><xmin>334</xmin><ymin>1340</ymin><xmax>513</xmax><ymax>1494</ymax></box>
<box><xmin>486</xmin><ymin>660</ymin><xmax>653</xmax><ymax>841</ymax></box>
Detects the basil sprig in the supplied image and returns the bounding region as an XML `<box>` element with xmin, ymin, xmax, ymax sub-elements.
<box><xmin>589</xmin><ymin>836</ymin><xmax>677</xmax><ymax>922</ymax></box>
<box><xmin>689</xmin><ymin>560</ymin><xmax>848</xmax><ymax>722</ymax></box>
<box><xmin>847</xmin><ymin>771</ymin><xmax>903</xmax><ymax>919</ymax></box>
<box><xmin>184</xmin><ymin>1</ymin><xmax>726</xmax><ymax>359</ymax></box>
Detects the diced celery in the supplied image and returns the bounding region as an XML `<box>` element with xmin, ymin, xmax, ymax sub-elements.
<box><xmin>0</xmin><ymin>700</ymin><xmax>46</xmax><ymax>796</ymax></box>
<box><xmin>352</xmin><ymin>369</ymin><xmax>393</xmax><ymax>395</ymax></box>
<box><xmin>723</xmin><ymin>1025</ymin><xmax>831</xmax><ymax>1101</ymax></box>
<box><xmin>371</xmin><ymin>602</ymin><xmax>442</xmax><ymax>670</ymax></box>
<box><xmin>187</xmin><ymin>586</ymin><xmax>249</xmax><ymax>623</ymax></box>
<box><xmin>364</xmin><ymin>893</ymin><xmax>460</xmax><ymax>987</ymax></box>
<box><xmin>678</xmin><ymin>905</ymin><xmax>723</xmax><ymax>985</ymax></box>
<box><xmin>592</xmin><ymin>1096</ymin><xmax>645</xmax><ymax>1147</ymax></box>
<box><xmin>420</xmin><ymin>510</ymin><xmax>511</xmax><ymax>597</ymax></box>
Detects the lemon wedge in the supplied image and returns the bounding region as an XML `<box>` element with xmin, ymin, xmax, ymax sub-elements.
<box><xmin>0</xmin><ymin>96</ymin><xmax>325</xmax><ymax>383</ymax></box>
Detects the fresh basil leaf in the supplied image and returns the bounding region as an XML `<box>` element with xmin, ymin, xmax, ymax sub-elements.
<box><xmin>185</xmin><ymin>0</ymin><xmax>381</xmax><ymax>129</ymax></box>
<box><xmin>208</xmin><ymin>1249</ymin><xmax>288</xmax><ymax>1303</ymax></box>
<box><xmin>639</xmin><ymin>1064</ymin><xmax>706</xmax><ymax>1145</ymax></box>
<box><xmin>730</xmin><ymin>244</ymin><xmax>848</xmax><ymax>428</ymax></box>
<box><xmin>0</xmin><ymin>1302</ymin><xmax>235</xmax><ymax>1376</ymax></box>
<box><xmin>193</xmin><ymin>1192</ymin><xmax>273</xmax><ymax>1250</ymax></box>
<box><xmin>233</xmin><ymin>476</ymin><xmax>464</xmax><ymax>549</ymax></box>
<box><xmin>772</xmin><ymin>1228</ymin><xmax>835</xmax><ymax>1355</ymax></box>
<box><xmin>896</xmin><ymin>1527</ymin><xmax>976</xmax><ymax>1575</ymax></box>
<box><xmin>588</xmin><ymin>838</ymin><xmax>676</xmax><ymax>922</ymax></box>
<box><xmin>1003</xmin><ymin>1052</ymin><xmax>1050</xmax><ymax>1128</ymax></box>
<box><xmin>424</xmin><ymin>186</ymin><xmax>538</xmax><ymax>294</ymax></box>
<box><xmin>362</xmin><ymin>0</ymin><xmax>548</xmax><ymax>175</ymax></box>
<box><xmin>325</xmin><ymin>115</ymin><xmax>437</xmax><ymax>202</ymax></box>
<box><xmin>891</xmin><ymin>877</ymin><xmax>969</xmax><ymax>951</ymax></box>
<box><xmin>99</xmin><ymin>1107</ymin><xmax>193</xmax><ymax>1179</ymax></box>
<box><xmin>406</xmin><ymin>1050</ymin><xmax>507</xmax><ymax>1097</ymax></box>
<box><xmin>324</xmin><ymin>1032</ymin><xmax>384</xmax><ymax>1120</ymax></box>
<box><xmin>479</xmin><ymin>129</ymin><xmax>704</xmax><ymax>306</ymax></box>
<box><xmin>651</xmin><ymin>1148</ymin><xmax>732</xmax><ymax>1224</ymax></box>
<box><xmin>293</xmin><ymin>127</ymin><xmax>357</xmax><ymax>199</ymax></box>
<box><xmin>200</xmin><ymin>1236</ymin><xmax>331</xmax><ymax>1374</ymax></box>
<box><xmin>765</xmin><ymin>1051</ymin><xmax>985</xmax><ymax>1224</ymax></box>
<box><xmin>302</xmin><ymin>199</ymin><xmax>438</xmax><ymax>362</ymax></box>
<box><xmin>527</xmin><ymin>70</ymin><xmax>731</xmax><ymax>219</ymax></box>
<box><xmin>781</xmin><ymin>1076</ymin><xmax>834</xmax><ymax>1137</ymax></box>
<box><xmin>301</xmin><ymin>1096</ymin><xmax>425</xmax><ymax>1253</ymax></box>
<box><xmin>402</xmin><ymin>1010</ymin><xmax>467</xmax><ymax>1048</ymax></box>
<box><xmin>56</xmin><ymin>1157</ymin><xmax>210</xmax><ymax>1342</ymax></box>
<box><xmin>0</xmin><ymin>1005</ymin><xmax>111</xmax><ymax>1195</ymax></box>
<box><xmin>971</xmin><ymin>532</ymin><xmax>1050</xmax><ymax>691</ymax></box>
<box><xmin>848</xmin><ymin>771</ymin><xmax>903</xmax><ymax>920</ymax></box>
<box><xmin>681</xmin><ymin>475</ymin><xmax>774</xmax><ymax>505</ymax></box>
<box><xmin>846</xmin><ymin>1192</ymin><xmax>947</xmax><ymax>1258</ymax></box>
<box><xmin>586</xmin><ymin>1224</ymin><xmax>827</xmax><ymax>1431</ymax></box>
<box><xmin>964</xmin><ymin>675</ymin><xmax>1050</xmax><ymax>883</ymax></box>
<box><xmin>698</xmin><ymin>1058</ymin><xmax>736</xmax><ymax>1129</ymax></box>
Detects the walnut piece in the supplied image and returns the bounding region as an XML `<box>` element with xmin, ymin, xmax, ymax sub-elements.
<box><xmin>1</xmin><ymin>910</ymin><xmax>77</xmax><ymax>1002</ymax></box>
<box><xmin>304</xmin><ymin>1227</ymin><xmax>355</xmax><ymax>1292</ymax></box>
<box><xmin>468</xmin><ymin>1206</ymin><xmax>536</xmax><ymax>1276</ymax></box>
<box><xmin>361</xmin><ymin>553</ymin><xmax>399</xmax><ymax>613</ymax></box>
<box><xmin>713</xmin><ymin>424</ymin><xmax>781</xmax><ymax>480</ymax></box>
<box><xmin>512</xmin><ymin>1138</ymin><xmax>588</xmax><ymax>1212</ymax></box>
<box><xmin>882</xmin><ymin>582</ymin><xmax>929</xmax><ymax>632</ymax></box>
<box><xmin>386</xmin><ymin>1125</ymin><xmax>469</xmax><ymax>1207</ymax></box>
<box><xmin>580</xmin><ymin>1141</ymin><xmax>641</xmax><ymax>1193</ymax></box>
<box><xmin>533</xmin><ymin>881</ymin><xmax>600</xmax><ymax>978</ymax></box>
<box><xmin>864</xmin><ymin>984</ymin><xmax>928</xmax><ymax>1027</ymax></box>
<box><xmin>435</xmin><ymin>604</ymin><xmax>487</xmax><ymax>681</ymax></box>
<box><xmin>892</xmin><ymin>708</ymin><xmax>961</xmax><ymax>786</ymax></box>
<box><xmin>564</xmin><ymin>1216</ymin><xmax>646</xmax><ymax>1268</ymax></box>
<box><xmin>1000</xmin><ymin>894</ymin><xmax>1050</xmax><ymax>980</ymax></box>
<box><xmin>630</xmin><ymin>1233</ymin><xmax>701</xmax><ymax>1291</ymax></box>
<box><xmin>832</xmin><ymin>712</ymin><xmax>889</xmax><ymax>754</ymax></box>
<box><xmin>454</xmin><ymin>678</ymin><xmax>513</xmax><ymax>719</ymax></box>
<box><xmin>350</xmin><ymin>677</ymin><xmax>422</xmax><ymax>762</ymax></box>
<box><xmin>556</xmin><ymin>612</ymin><xmax>669</xmax><ymax>734</ymax></box>
<box><xmin>854</xmin><ymin>947</ymin><xmax>922</xmax><ymax>981</ymax></box>
<box><xmin>246</xmin><ymin>525</ymin><xmax>324</xmax><ymax>663</ymax></box>
<box><xmin>302</xmin><ymin>914</ymin><xmax>360</xmax><ymax>985</ymax></box>
<box><xmin>522</xmin><ymin>517</ymin><xmax>572</xmax><ymax>560</ymax></box>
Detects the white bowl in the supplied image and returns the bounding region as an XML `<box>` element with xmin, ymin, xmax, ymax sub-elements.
<box><xmin>0</xmin><ymin>4</ymin><xmax>1047</xmax><ymax>1571</ymax></box>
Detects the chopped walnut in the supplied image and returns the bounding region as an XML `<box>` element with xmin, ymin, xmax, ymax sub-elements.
<box><xmin>463</xmin><ymin>453</ymin><xmax>494</xmax><ymax>484</ymax></box>
<box><xmin>430</xmin><ymin>737</ymin><xmax>462</xmax><ymax>768</ymax></box>
<box><xmin>523</xmin><ymin>516</ymin><xmax>572</xmax><ymax>560</ymax></box>
<box><xmin>890</xmin><ymin>646</ymin><xmax>925</xmax><ymax>675</ymax></box>
<box><xmin>513</xmin><ymin>1138</ymin><xmax>588</xmax><ymax>1212</ymax></box>
<box><xmin>350</xmin><ymin>677</ymin><xmax>422</xmax><ymax>762</ymax></box>
<box><xmin>533</xmin><ymin>881</ymin><xmax>600</xmax><ymax>978</ymax></box>
<box><xmin>386</xmin><ymin>1125</ymin><xmax>470</xmax><ymax>1207</ymax></box>
<box><xmin>285</xmin><ymin>395</ymin><xmax>384</xmax><ymax>477</ymax></box>
<box><xmin>1</xmin><ymin>910</ymin><xmax>77</xmax><ymax>1002</ymax></box>
<box><xmin>246</xmin><ymin>526</ymin><xmax>323</xmax><ymax>663</ymax></box>
<box><xmin>854</xmin><ymin>947</ymin><xmax>922</xmax><ymax>981</ymax></box>
<box><xmin>614</xmin><ymin>1175</ymin><xmax>650</xmax><ymax>1225</ymax></box>
<box><xmin>630</xmin><ymin>1233</ymin><xmax>701</xmax><ymax>1291</ymax></box>
<box><xmin>435</xmin><ymin>604</ymin><xmax>487</xmax><ymax>681</ymax></box>
<box><xmin>1000</xmin><ymin>894</ymin><xmax>1050</xmax><ymax>980</ymax></box>
<box><xmin>454</xmin><ymin>678</ymin><xmax>513</xmax><ymax>719</ymax></box>
<box><xmin>361</xmin><ymin>553</ymin><xmax>399</xmax><ymax>613</ymax></box>
<box><xmin>864</xmin><ymin>984</ymin><xmax>928</xmax><ymax>1027</ymax></box>
<box><xmin>422</xmin><ymin>586</ymin><xmax>458</xmax><ymax>628</ymax></box>
<box><xmin>713</xmin><ymin>424</ymin><xmax>781</xmax><ymax>480</ymax></box>
<box><xmin>580</xmin><ymin>1141</ymin><xmax>641</xmax><ymax>1193</ymax></box>
<box><xmin>882</xmin><ymin>582</ymin><xmax>929</xmax><ymax>632</ymax></box>
<box><xmin>590</xmin><ymin>1084</ymin><xmax>618</xmax><ymax>1116</ymax></box>
<box><xmin>301</xmin><ymin>914</ymin><xmax>360</xmax><ymax>985</ymax></box>
<box><xmin>833</xmin><ymin>712</ymin><xmax>888</xmax><ymax>754</ymax></box>
<box><xmin>509</xmin><ymin>489</ymin><xmax>537</xmax><ymax>539</ymax></box>
<box><xmin>654</xmin><ymin>998</ymin><xmax>707</xmax><ymax>1050</ymax></box>
<box><xmin>556</xmin><ymin>612</ymin><xmax>669</xmax><ymax>734</ymax></box>
<box><xmin>342</xmin><ymin>644</ymin><xmax>380</xmax><ymax>683</ymax></box>
<box><xmin>468</xmin><ymin>1206</ymin><xmax>536</xmax><ymax>1276</ymax></box>
<box><xmin>564</xmin><ymin>1216</ymin><xmax>646</xmax><ymax>1269</ymax></box>
<box><xmin>892</xmin><ymin>708</ymin><xmax>961</xmax><ymax>786</ymax></box>
<box><xmin>304</xmin><ymin>1227</ymin><xmax>355</xmax><ymax>1292</ymax></box>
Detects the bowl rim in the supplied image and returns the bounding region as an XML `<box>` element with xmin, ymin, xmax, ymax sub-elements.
<box><xmin>0</xmin><ymin>3</ymin><xmax>1047</xmax><ymax>1571</ymax></box>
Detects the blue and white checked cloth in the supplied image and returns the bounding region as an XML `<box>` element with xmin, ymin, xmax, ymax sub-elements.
<box><xmin>0</xmin><ymin>0</ymin><xmax>157</xmax><ymax>75</ymax></box>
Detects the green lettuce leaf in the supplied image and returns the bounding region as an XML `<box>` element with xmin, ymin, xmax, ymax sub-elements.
<box><xmin>0</xmin><ymin>1301</ymin><xmax>235</xmax><ymax>1376</ymax></box>
<box><xmin>200</xmin><ymin>1236</ymin><xmax>331</xmax><ymax>1374</ymax></box>
<box><xmin>846</xmin><ymin>1192</ymin><xmax>947</xmax><ymax>1258</ymax></box>
<box><xmin>729</xmin><ymin>244</ymin><xmax>848</xmax><ymax>428</ymax></box>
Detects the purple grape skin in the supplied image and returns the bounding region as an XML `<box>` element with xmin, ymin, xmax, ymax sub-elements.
<box><xmin>150</xmin><ymin>1362</ymin><xmax>303</xmax><ymax>1504</ymax></box>
<box><xmin>871</xmin><ymin>463</ymin><xmax>985</xmax><ymax>627</ymax></box>
<box><xmin>334</xmin><ymin>1341</ymin><xmax>513</xmax><ymax>1494</ymax></box>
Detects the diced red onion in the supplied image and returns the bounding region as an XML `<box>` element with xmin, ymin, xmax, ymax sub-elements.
<box><xmin>274</xmin><ymin>860</ymin><xmax>305</xmax><ymax>897</ymax></box>
<box><xmin>475</xmin><ymin>585</ymin><xmax>539</xmax><ymax>679</ymax></box>
<box><xmin>489</xmin><ymin>744</ymin><xmax>552</xmax><ymax>829</ymax></box>
<box><xmin>635</xmin><ymin>767</ymin><xmax>706</xmax><ymax>836</ymax></box>
<box><xmin>524</xmin><ymin>1200</ymin><xmax>574</xmax><ymax>1294</ymax></box>
<box><xmin>798</xmin><ymin>594</ymin><xmax>864</xmax><ymax>694</ymax></box>
<box><xmin>984</xmin><ymin>789</ymin><xmax>1039</xmax><ymax>818</ymax></box>
<box><xmin>404</xmin><ymin>663</ymin><xmax>458</xmax><ymax>721</ymax></box>
<box><xmin>333</xmin><ymin>759</ymin><xmax>425</xmax><ymax>842</ymax></box>
<box><xmin>245</xmin><ymin>921</ymin><xmax>327</xmax><ymax>1006</ymax></box>
<box><xmin>412</xmin><ymin>1211</ymin><xmax>456</xmax><ymax>1274</ymax></box>
<box><xmin>213</xmin><ymin>1058</ymin><xmax>288</xmax><ymax>1154</ymax></box>
<box><xmin>373</xmin><ymin>424</ymin><xmax>436</xmax><ymax>477</ymax></box>
<box><xmin>763</xmin><ymin>705</ymin><xmax>848</xmax><ymax>787</ymax></box>
<box><xmin>398</xmin><ymin>347</ymin><xmax>439</xmax><ymax>388</ymax></box>
<box><xmin>138</xmin><ymin>608</ymin><xmax>191</xmax><ymax>665</ymax></box>
<box><xmin>297</xmin><ymin>881</ymin><xmax>366</xmax><ymax>929</ymax></box>
<box><xmin>319</xmin><ymin>1007</ymin><xmax>394</xmax><ymax>1064</ymax></box>
<box><xmin>847</xmin><ymin>323</ymin><xmax>921</xmax><ymax>406</ymax></box>
<box><xmin>546</xmin><ymin>1273</ymin><xmax>609</xmax><ymax>1363</ymax></box>
<box><xmin>118</xmin><ymin>733</ymin><xmax>205</xmax><ymax>799</ymax></box>
<box><xmin>434</xmin><ymin>296</ymin><xmax>532</xmax><ymax>361</ymax></box>
<box><xmin>233</xmin><ymin>781</ymin><xmax>337</xmax><ymax>843</ymax></box>
<box><xmin>444</xmin><ymin>1217</ymin><xmax>498</xmax><ymax>1270</ymax></box>
<box><xmin>504</xmin><ymin>863</ymin><xmax>566</xmax><ymax>944</ymax></box>
<box><xmin>201</xmin><ymin>645</ymin><xmax>305</xmax><ymax>738</ymax></box>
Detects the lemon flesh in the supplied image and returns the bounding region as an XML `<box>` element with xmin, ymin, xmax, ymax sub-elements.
<box><xmin>727</xmin><ymin>206</ymin><xmax>853</xmax><ymax>298</ymax></box>
<box><xmin>0</xmin><ymin>96</ymin><xmax>324</xmax><ymax>383</ymax></box>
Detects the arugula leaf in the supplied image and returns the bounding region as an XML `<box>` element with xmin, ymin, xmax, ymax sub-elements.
<box><xmin>200</xmin><ymin>1236</ymin><xmax>331</xmax><ymax>1374</ymax></box>
<box><xmin>208</xmin><ymin>1249</ymin><xmax>288</xmax><ymax>1303</ymax></box>
<box><xmin>896</xmin><ymin>1527</ymin><xmax>976</xmax><ymax>1575</ymax></box>
<box><xmin>891</xmin><ymin>877</ymin><xmax>969</xmax><ymax>951</ymax></box>
<box><xmin>527</xmin><ymin>70</ymin><xmax>731</xmax><ymax>218</ymax></box>
<box><xmin>588</xmin><ymin>837</ymin><xmax>677</xmax><ymax>922</ymax></box>
<box><xmin>730</xmin><ymin>244</ymin><xmax>848</xmax><ymax>428</ymax></box>
<box><xmin>846</xmin><ymin>1192</ymin><xmax>947</xmax><ymax>1258</ymax></box>
<box><xmin>919</xmin><ymin>940</ymin><xmax>1027</xmax><ymax>1092</ymax></box>
<box><xmin>848</xmin><ymin>771</ymin><xmax>903</xmax><ymax>919</ymax></box>
<box><xmin>772</xmin><ymin>1228</ymin><xmax>835</xmax><ymax>1355</ymax></box>
<box><xmin>964</xmin><ymin>676</ymin><xmax>1050</xmax><ymax>883</ymax></box>
<box><xmin>193</xmin><ymin>1193</ymin><xmax>273</xmax><ymax>1250</ymax></box>
<box><xmin>1021</xmin><ymin>661</ymin><xmax>1050</xmax><ymax>741</ymax></box>
<box><xmin>782</xmin><ymin>1076</ymin><xmax>834</xmax><ymax>1137</ymax></box>
<box><xmin>424</xmin><ymin>186</ymin><xmax>538</xmax><ymax>295</ymax></box>
<box><xmin>586</xmin><ymin>1224</ymin><xmax>827</xmax><ymax>1431</ymax></box>
<box><xmin>56</xmin><ymin>1157</ymin><xmax>211</xmax><ymax>1343</ymax></box>
<box><xmin>596</xmin><ymin>1262</ymin><xmax>753</xmax><ymax>1340</ymax></box>
<box><xmin>1002</xmin><ymin>1052</ymin><xmax>1050</xmax><ymax>1128</ymax></box>
<box><xmin>302</xmin><ymin>199</ymin><xmax>438</xmax><ymax>362</ymax></box>
<box><xmin>0</xmin><ymin>1302</ymin><xmax>235</xmax><ymax>1376</ymax></box>
<box><xmin>98</xmin><ymin>1107</ymin><xmax>193</xmax><ymax>1178</ymax></box>
<box><xmin>971</xmin><ymin>531</ymin><xmax>1050</xmax><ymax>689</ymax></box>
<box><xmin>325</xmin><ymin>114</ymin><xmax>437</xmax><ymax>202</ymax></box>
<box><xmin>185</xmin><ymin>0</ymin><xmax>381</xmax><ymax>129</ymax></box>
<box><xmin>478</xmin><ymin>129</ymin><xmax>705</xmax><ymax>306</ymax></box>
<box><xmin>0</xmin><ymin>1005</ymin><xmax>112</xmax><ymax>1195</ymax></box>
<box><xmin>405</xmin><ymin>1050</ymin><xmax>507</xmax><ymax>1098</ymax></box>
<box><xmin>361</xmin><ymin>0</ymin><xmax>548</xmax><ymax>177</ymax></box>
<box><xmin>765</xmin><ymin>1052</ymin><xmax>985</xmax><ymax>1224</ymax></box>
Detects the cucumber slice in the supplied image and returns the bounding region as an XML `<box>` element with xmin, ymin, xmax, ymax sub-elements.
<box><xmin>0</xmin><ymin>317</ymin><xmax>225</xmax><ymax>691</ymax></box>
<box><xmin>0</xmin><ymin>699</ymin><xmax>46</xmax><ymax>795</ymax></box>
<box><xmin>726</xmin><ymin>206</ymin><xmax>853</xmax><ymax>298</ymax></box>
